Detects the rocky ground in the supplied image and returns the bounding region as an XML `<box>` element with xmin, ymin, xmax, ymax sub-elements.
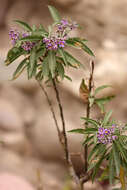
<box><xmin>0</xmin><ymin>0</ymin><xmax>127</xmax><ymax>189</ymax></box>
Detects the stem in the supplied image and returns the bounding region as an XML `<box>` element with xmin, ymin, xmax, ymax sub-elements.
<box><xmin>52</xmin><ymin>78</ymin><xmax>81</xmax><ymax>188</ymax></box>
<box><xmin>38</xmin><ymin>80</ymin><xmax>81</xmax><ymax>189</ymax></box>
<box><xmin>84</xmin><ymin>61</ymin><xmax>94</xmax><ymax>173</ymax></box>
<box><xmin>52</xmin><ymin>78</ymin><xmax>69</xmax><ymax>161</ymax></box>
<box><xmin>37</xmin><ymin>81</ymin><xmax>61</xmax><ymax>141</ymax></box>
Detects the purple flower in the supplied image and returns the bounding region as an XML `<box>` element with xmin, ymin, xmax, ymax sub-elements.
<box><xmin>21</xmin><ymin>41</ymin><xmax>35</xmax><ymax>51</ymax></box>
<box><xmin>61</xmin><ymin>19</ymin><xmax>69</xmax><ymax>26</ymax></box>
<box><xmin>57</xmin><ymin>18</ymin><xmax>78</xmax><ymax>34</ymax></box>
<box><xmin>97</xmin><ymin>125</ymin><xmax>118</xmax><ymax>145</ymax></box>
<box><xmin>9</xmin><ymin>29</ymin><xmax>20</xmax><ymax>45</ymax></box>
<box><xmin>43</xmin><ymin>36</ymin><xmax>66</xmax><ymax>50</ymax></box>
<box><xmin>58</xmin><ymin>39</ymin><xmax>66</xmax><ymax>48</ymax></box>
<box><xmin>98</xmin><ymin>127</ymin><xmax>105</xmax><ymax>134</ymax></box>
<box><xmin>112</xmin><ymin>135</ymin><xmax>117</xmax><ymax>141</ymax></box>
<box><xmin>21</xmin><ymin>32</ymin><xmax>36</xmax><ymax>51</ymax></box>
<box><xmin>104</xmin><ymin>129</ymin><xmax>110</xmax><ymax>135</ymax></box>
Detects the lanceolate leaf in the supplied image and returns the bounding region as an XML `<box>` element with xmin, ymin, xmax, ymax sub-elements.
<box><xmin>20</xmin><ymin>35</ymin><xmax>42</xmax><ymax>42</ymax></box>
<box><xmin>112</xmin><ymin>143</ymin><xmax>120</xmax><ymax>176</ymax></box>
<box><xmin>82</xmin><ymin>135</ymin><xmax>94</xmax><ymax>146</ymax></box>
<box><xmin>64</xmin><ymin>51</ymin><xmax>84</xmax><ymax>68</ymax></box>
<box><xmin>95</xmin><ymin>96</ymin><xmax>115</xmax><ymax>113</ymax></box>
<box><xmin>92</xmin><ymin>149</ymin><xmax>107</xmax><ymax>182</ymax></box>
<box><xmin>115</xmin><ymin>140</ymin><xmax>127</xmax><ymax>163</ymax></box>
<box><xmin>81</xmin><ymin>117</ymin><xmax>99</xmax><ymax>128</ymax></box>
<box><xmin>66</xmin><ymin>38</ymin><xmax>94</xmax><ymax>56</ymax></box>
<box><xmin>88</xmin><ymin>143</ymin><xmax>102</xmax><ymax>162</ymax></box>
<box><xmin>68</xmin><ymin>128</ymin><xmax>85</xmax><ymax>134</ymax></box>
<box><xmin>58</xmin><ymin>48</ymin><xmax>68</xmax><ymax>66</ymax></box>
<box><xmin>29</xmin><ymin>48</ymin><xmax>36</xmax><ymax>78</ymax></box>
<box><xmin>12</xmin><ymin>58</ymin><xmax>27</xmax><ymax>80</ymax></box>
<box><xmin>42</xmin><ymin>56</ymin><xmax>49</xmax><ymax>77</ymax></box>
<box><xmin>14</xmin><ymin>20</ymin><xmax>32</xmax><ymax>32</ymax></box>
<box><xmin>57</xmin><ymin>62</ymin><xmax>65</xmax><ymax>80</ymax></box>
<box><xmin>109</xmin><ymin>151</ymin><xmax>115</xmax><ymax>185</ymax></box>
<box><xmin>94</xmin><ymin>85</ymin><xmax>112</xmax><ymax>96</ymax></box>
<box><xmin>81</xmin><ymin>43</ymin><xmax>94</xmax><ymax>56</ymax></box>
<box><xmin>48</xmin><ymin>5</ymin><xmax>61</xmax><ymax>22</ymax></box>
<box><xmin>102</xmin><ymin>110</ymin><xmax>112</xmax><ymax>126</ymax></box>
<box><xmin>48</xmin><ymin>51</ymin><xmax>56</xmax><ymax>78</ymax></box>
<box><xmin>64</xmin><ymin>75</ymin><xmax>72</xmax><ymax>82</ymax></box>
<box><xmin>5</xmin><ymin>47</ymin><xmax>24</xmax><ymax>65</ymax></box>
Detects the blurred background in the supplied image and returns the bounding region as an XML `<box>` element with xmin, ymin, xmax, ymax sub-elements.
<box><xmin>0</xmin><ymin>0</ymin><xmax>127</xmax><ymax>190</ymax></box>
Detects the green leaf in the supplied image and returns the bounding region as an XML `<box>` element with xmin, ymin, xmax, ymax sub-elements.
<box><xmin>36</xmin><ymin>48</ymin><xmax>46</xmax><ymax>59</ymax></box>
<box><xmin>64</xmin><ymin>75</ymin><xmax>72</xmax><ymax>82</ymax></box>
<box><xmin>115</xmin><ymin>140</ymin><xmax>127</xmax><ymax>163</ymax></box>
<box><xmin>36</xmin><ymin>70</ymin><xmax>43</xmax><ymax>81</ymax></box>
<box><xmin>102</xmin><ymin>110</ymin><xmax>112</xmax><ymax>126</ymax></box>
<box><xmin>94</xmin><ymin>85</ymin><xmax>112</xmax><ymax>96</ymax></box>
<box><xmin>64</xmin><ymin>51</ymin><xmax>84</xmax><ymax>68</ymax></box>
<box><xmin>58</xmin><ymin>48</ymin><xmax>68</xmax><ymax>66</ymax></box>
<box><xmin>68</xmin><ymin>128</ymin><xmax>85</xmax><ymax>134</ymax></box>
<box><xmin>81</xmin><ymin>43</ymin><xmax>94</xmax><ymax>56</ymax></box>
<box><xmin>81</xmin><ymin>117</ymin><xmax>99</xmax><ymax>128</ymax></box>
<box><xmin>48</xmin><ymin>5</ymin><xmax>61</xmax><ymax>22</ymax></box>
<box><xmin>88</xmin><ymin>143</ymin><xmax>102</xmax><ymax>162</ymax></box>
<box><xmin>82</xmin><ymin>135</ymin><xmax>94</xmax><ymax>146</ymax></box>
<box><xmin>20</xmin><ymin>35</ymin><xmax>42</xmax><ymax>42</ymax></box>
<box><xmin>91</xmin><ymin>149</ymin><xmax>107</xmax><ymax>182</ymax></box>
<box><xmin>29</xmin><ymin>48</ymin><xmax>36</xmax><ymax>78</ymax></box>
<box><xmin>95</xmin><ymin>96</ymin><xmax>115</xmax><ymax>113</ymax></box>
<box><xmin>14</xmin><ymin>20</ymin><xmax>32</xmax><ymax>32</ymax></box>
<box><xmin>12</xmin><ymin>58</ymin><xmax>27</xmax><ymax>80</ymax></box>
<box><xmin>5</xmin><ymin>47</ymin><xmax>24</xmax><ymax>65</ymax></box>
<box><xmin>109</xmin><ymin>151</ymin><xmax>114</xmax><ymax>185</ymax></box>
<box><xmin>57</xmin><ymin>62</ymin><xmax>65</xmax><ymax>80</ymax></box>
<box><xmin>42</xmin><ymin>56</ymin><xmax>49</xmax><ymax>77</ymax></box>
<box><xmin>66</xmin><ymin>38</ymin><xmax>94</xmax><ymax>56</ymax></box>
<box><xmin>113</xmin><ymin>143</ymin><xmax>120</xmax><ymax>176</ymax></box>
<box><xmin>48</xmin><ymin>51</ymin><xmax>56</xmax><ymax>78</ymax></box>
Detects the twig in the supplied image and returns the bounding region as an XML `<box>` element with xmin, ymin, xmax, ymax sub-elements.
<box><xmin>52</xmin><ymin>78</ymin><xmax>69</xmax><ymax>161</ymax></box>
<box><xmin>37</xmin><ymin>80</ymin><xmax>61</xmax><ymax>141</ymax></box>
<box><xmin>84</xmin><ymin>60</ymin><xmax>94</xmax><ymax>173</ymax></box>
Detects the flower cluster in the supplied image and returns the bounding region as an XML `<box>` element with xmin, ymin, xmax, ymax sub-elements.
<box><xmin>43</xmin><ymin>18</ymin><xmax>78</xmax><ymax>50</ymax></box>
<box><xmin>9</xmin><ymin>30</ymin><xmax>35</xmax><ymax>51</ymax></box>
<box><xmin>21</xmin><ymin>33</ymin><xmax>36</xmax><ymax>51</ymax></box>
<box><xmin>43</xmin><ymin>36</ymin><xmax>66</xmax><ymax>50</ymax></box>
<box><xmin>57</xmin><ymin>19</ymin><xmax>78</xmax><ymax>33</ymax></box>
<box><xmin>9</xmin><ymin>30</ymin><xmax>20</xmax><ymax>45</ymax></box>
<box><xmin>97</xmin><ymin>125</ymin><xmax>117</xmax><ymax>144</ymax></box>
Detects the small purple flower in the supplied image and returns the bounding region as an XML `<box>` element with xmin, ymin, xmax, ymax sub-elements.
<box><xmin>61</xmin><ymin>19</ymin><xmax>69</xmax><ymax>26</ymax></box>
<box><xmin>112</xmin><ymin>135</ymin><xmax>117</xmax><ymax>141</ymax></box>
<box><xmin>58</xmin><ymin>39</ymin><xmax>66</xmax><ymax>48</ymax></box>
<box><xmin>104</xmin><ymin>129</ymin><xmax>110</xmax><ymax>135</ymax></box>
<box><xmin>21</xmin><ymin>41</ymin><xmax>35</xmax><ymax>51</ymax></box>
<box><xmin>9</xmin><ymin>29</ymin><xmax>20</xmax><ymax>45</ymax></box>
<box><xmin>97</xmin><ymin>125</ymin><xmax>118</xmax><ymax>145</ymax></box>
<box><xmin>98</xmin><ymin>127</ymin><xmax>105</xmax><ymax>134</ymax></box>
<box><xmin>43</xmin><ymin>36</ymin><xmax>66</xmax><ymax>50</ymax></box>
<box><xmin>21</xmin><ymin>32</ymin><xmax>35</xmax><ymax>51</ymax></box>
<box><xmin>57</xmin><ymin>18</ymin><xmax>78</xmax><ymax>34</ymax></box>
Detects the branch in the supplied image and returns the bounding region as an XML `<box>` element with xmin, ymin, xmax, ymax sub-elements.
<box><xmin>52</xmin><ymin>78</ymin><xmax>81</xmax><ymax>188</ymax></box>
<box><xmin>37</xmin><ymin>80</ymin><xmax>62</xmax><ymax>141</ymax></box>
<box><xmin>84</xmin><ymin>60</ymin><xmax>94</xmax><ymax>173</ymax></box>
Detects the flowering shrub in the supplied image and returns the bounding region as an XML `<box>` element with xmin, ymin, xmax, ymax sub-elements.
<box><xmin>5</xmin><ymin>5</ymin><xmax>127</xmax><ymax>190</ymax></box>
